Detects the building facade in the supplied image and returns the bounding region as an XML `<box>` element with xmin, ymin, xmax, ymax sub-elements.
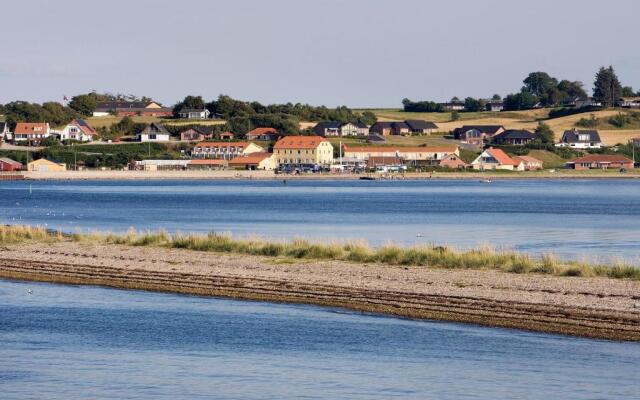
<box><xmin>273</xmin><ymin>136</ymin><xmax>334</xmax><ymax>168</ymax></box>
<box><xmin>191</xmin><ymin>142</ymin><xmax>265</xmax><ymax>159</ymax></box>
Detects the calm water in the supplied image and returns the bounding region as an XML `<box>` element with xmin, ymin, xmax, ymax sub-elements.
<box><xmin>1</xmin><ymin>179</ymin><xmax>640</xmax><ymax>263</ymax></box>
<box><xmin>1</xmin><ymin>279</ymin><xmax>638</xmax><ymax>400</ymax></box>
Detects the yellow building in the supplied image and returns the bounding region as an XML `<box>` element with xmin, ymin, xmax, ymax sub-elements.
<box><xmin>27</xmin><ymin>158</ymin><xmax>67</xmax><ymax>172</ymax></box>
<box><xmin>273</xmin><ymin>136</ymin><xmax>333</xmax><ymax>167</ymax></box>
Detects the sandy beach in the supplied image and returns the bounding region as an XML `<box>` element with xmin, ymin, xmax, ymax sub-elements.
<box><xmin>1</xmin><ymin>241</ymin><xmax>639</xmax><ymax>341</ymax></box>
<box><xmin>17</xmin><ymin>169</ymin><xmax>640</xmax><ymax>180</ymax></box>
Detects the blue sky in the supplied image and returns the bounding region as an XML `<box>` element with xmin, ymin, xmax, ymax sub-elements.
<box><xmin>0</xmin><ymin>0</ymin><xmax>638</xmax><ymax>107</ymax></box>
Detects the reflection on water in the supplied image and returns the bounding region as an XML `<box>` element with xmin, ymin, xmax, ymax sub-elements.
<box><xmin>1</xmin><ymin>179</ymin><xmax>640</xmax><ymax>263</ymax></box>
<box><xmin>0</xmin><ymin>279</ymin><xmax>639</xmax><ymax>400</ymax></box>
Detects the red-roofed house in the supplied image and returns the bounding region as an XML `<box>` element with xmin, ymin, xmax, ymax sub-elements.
<box><xmin>0</xmin><ymin>157</ymin><xmax>23</xmax><ymax>171</ymax></box>
<box><xmin>229</xmin><ymin>152</ymin><xmax>275</xmax><ymax>170</ymax></box>
<box><xmin>246</xmin><ymin>127</ymin><xmax>280</xmax><ymax>141</ymax></box>
<box><xmin>439</xmin><ymin>153</ymin><xmax>468</xmax><ymax>169</ymax></box>
<box><xmin>220</xmin><ymin>132</ymin><xmax>235</xmax><ymax>140</ymax></box>
<box><xmin>273</xmin><ymin>136</ymin><xmax>334</xmax><ymax>168</ymax></box>
<box><xmin>471</xmin><ymin>147</ymin><xmax>516</xmax><ymax>170</ymax></box>
<box><xmin>513</xmin><ymin>155</ymin><xmax>543</xmax><ymax>171</ymax></box>
<box><xmin>565</xmin><ymin>154</ymin><xmax>634</xmax><ymax>170</ymax></box>
<box><xmin>60</xmin><ymin>119</ymin><xmax>97</xmax><ymax>142</ymax></box>
<box><xmin>13</xmin><ymin>122</ymin><xmax>51</xmax><ymax>145</ymax></box>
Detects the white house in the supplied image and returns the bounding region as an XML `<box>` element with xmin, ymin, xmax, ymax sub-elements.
<box><xmin>60</xmin><ymin>119</ymin><xmax>97</xmax><ymax>142</ymax></box>
<box><xmin>13</xmin><ymin>122</ymin><xmax>51</xmax><ymax>144</ymax></box>
<box><xmin>555</xmin><ymin>129</ymin><xmax>604</xmax><ymax>149</ymax></box>
<box><xmin>471</xmin><ymin>147</ymin><xmax>515</xmax><ymax>171</ymax></box>
<box><xmin>137</xmin><ymin>123</ymin><xmax>171</xmax><ymax>142</ymax></box>
<box><xmin>178</xmin><ymin>108</ymin><xmax>211</xmax><ymax>119</ymax></box>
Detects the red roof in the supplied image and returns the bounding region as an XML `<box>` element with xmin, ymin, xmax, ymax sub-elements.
<box><xmin>14</xmin><ymin>122</ymin><xmax>48</xmax><ymax>135</ymax></box>
<box><xmin>247</xmin><ymin>127</ymin><xmax>278</xmax><ymax>136</ymax></box>
<box><xmin>343</xmin><ymin>145</ymin><xmax>458</xmax><ymax>153</ymax></box>
<box><xmin>229</xmin><ymin>152</ymin><xmax>272</xmax><ymax>165</ymax></box>
<box><xmin>486</xmin><ymin>148</ymin><xmax>515</xmax><ymax>165</ymax></box>
<box><xmin>274</xmin><ymin>136</ymin><xmax>327</xmax><ymax>150</ymax></box>
<box><xmin>569</xmin><ymin>154</ymin><xmax>633</xmax><ymax>164</ymax></box>
<box><xmin>195</xmin><ymin>141</ymin><xmax>251</xmax><ymax>148</ymax></box>
<box><xmin>68</xmin><ymin>119</ymin><xmax>97</xmax><ymax>136</ymax></box>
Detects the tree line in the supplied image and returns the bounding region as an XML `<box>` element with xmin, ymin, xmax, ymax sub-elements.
<box><xmin>403</xmin><ymin>66</ymin><xmax>639</xmax><ymax>112</ymax></box>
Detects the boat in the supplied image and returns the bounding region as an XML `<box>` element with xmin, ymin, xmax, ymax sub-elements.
<box><xmin>359</xmin><ymin>176</ymin><xmax>376</xmax><ymax>181</ymax></box>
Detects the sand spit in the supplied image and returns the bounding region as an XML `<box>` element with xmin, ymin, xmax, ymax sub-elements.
<box><xmin>1</xmin><ymin>242</ymin><xmax>639</xmax><ymax>341</ymax></box>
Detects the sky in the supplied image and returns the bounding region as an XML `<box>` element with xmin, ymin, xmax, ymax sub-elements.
<box><xmin>0</xmin><ymin>0</ymin><xmax>638</xmax><ymax>108</ymax></box>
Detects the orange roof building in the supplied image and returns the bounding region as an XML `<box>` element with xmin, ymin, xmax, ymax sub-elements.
<box><xmin>246</xmin><ymin>127</ymin><xmax>280</xmax><ymax>140</ymax></box>
<box><xmin>471</xmin><ymin>147</ymin><xmax>516</xmax><ymax>170</ymax></box>
<box><xmin>566</xmin><ymin>154</ymin><xmax>634</xmax><ymax>170</ymax></box>
<box><xmin>273</xmin><ymin>135</ymin><xmax>334</xmax><ymax>167</ymax></box>
<box><xmin>13</xmin><ymin>122</ymin><xmax>51</xmax><ymax>144</ymax></box>
<box><xmin>229</xmin><ymin>152</ymin><xmax>275</xmax><ymax>170</ymax></box>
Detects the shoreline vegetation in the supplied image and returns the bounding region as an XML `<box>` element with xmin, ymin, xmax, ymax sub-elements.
<box><xmin>2</xmin><ymin>225</ymin><xmax>640</xmax><ymax>280</ymax></box>
<box><xmin>1</xmin><ymin>225</ymin><xmax>639</xmax><ymax>341</ymax></box>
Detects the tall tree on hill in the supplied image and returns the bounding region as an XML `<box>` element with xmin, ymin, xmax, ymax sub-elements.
<box><xmin>556</xmin><ymin>80</ymin><xmax>587</xmax><ymax>101</ymax></box>
<box><xmin>68</xmin><ymin>93</ymin><xmax>98</xmax><ymax>116</ymax></box>
<box><xmin>522</xmin><ymin>72</ymin><xmax>558</xmax><ymax>106</ymax></box>
<box><xmin>593</xmin><ymin>66</ymin><xmax>622</xmax><ymax>107</ymax></box>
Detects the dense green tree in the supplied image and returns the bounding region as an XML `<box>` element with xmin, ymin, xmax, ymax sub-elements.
<box><xmin>503</xmin><ymin>91</ymin><xmax>539</xmax><ymax>110</ymax></box>
<box><xmin>464</xmin><ymin>97</ymin><xmax>486</xmax><ymax>112</ymax></box>
<box><xmin>173</xmin><ymin>95</ymin><xmax>206</xmax><ymax>117</ymax></box>
<box><xmin>451</xmin><ymin>111</ymin><xmax>460</xmax><ymax>121</ymax></box>
<box><xmin>622</xmin><ymin>86</ymin><xmax>636</xmax><ymax>97</ymax></box>
<box><xmin>556</xmin><ymin>80</ymin><xmax>587</xmax><ymax>101</ymax></box>
<box><xmin>402</xmin><ymin>99</ymin><xmax>443</xmax><ymax>112</ymax></box>
<box><xmin>522</xmin><ymin>72</ymin><xmax>559</xmax><ymax>106</ymax></box>
<box><xmin>68</xmin><ymin>93</ymin><xmax>98</xmax><ymax>116</ymax></box>
<box><xmin>491</xmin><ymin>94</ymin><xmax>502</xmax><ymax>101</ymax></box>
<box><xmin>593</xmin><ymin>66</ymin><xmax>622</xmax><ymax>107</ymax></box>
<box><xmin>357</xmin><ymin>111</ymin><xmax>377</xmax><ymax>126</ymax></box>
<box><xmin>2</xmin><ymin>100</ymin><xmax>76</xmax><ymax>128</ymax></box>
<box><xmin>534</xmin><ymin>122</ymin><xmax>554</xmax><ymax>144</ymax></box>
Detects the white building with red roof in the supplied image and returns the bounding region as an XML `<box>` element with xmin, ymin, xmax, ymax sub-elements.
<box><xmin>471</xmin><ymin>147</ymin><xmax>516</xmax><ymax>170</ymax></box>
<box><xmin>60</xmin><ymin>119</ymin><xmax>97</xmax><ymax>142</ymax></box>
<box><xmin>13</xmin><ymin>122</ymin><xmax>51</xmax><ymax>144</ymax></box>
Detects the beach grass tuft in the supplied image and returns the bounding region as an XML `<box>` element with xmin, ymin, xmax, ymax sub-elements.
<box><xmin>3</xmin><ymin>225</ymin><xmax>639</xmax><ymax>281</ymax></box>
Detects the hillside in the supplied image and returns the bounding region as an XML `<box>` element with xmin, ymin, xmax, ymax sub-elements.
<box><xmin>358</xmin><ymin>108</ymin><xmax>640</xmax><ymax>146</ymax></box>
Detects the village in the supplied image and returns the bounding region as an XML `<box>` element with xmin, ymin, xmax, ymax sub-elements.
<box><xmin>0</xmin><ymin>97</ymin><xmax>639</xmax><ymax>177</ymax></box>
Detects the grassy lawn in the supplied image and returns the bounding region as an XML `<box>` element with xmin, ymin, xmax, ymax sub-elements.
<box><xmin>354</xmin><ymin>108</ymin><xmax>549</xmax><ymax>123</ymax></box>
<box><xmin>86</xmin><ymin>116</ymin><xmax>226</xmax><ymax>129</ymax></box>
<box><xmin>525</xmin><ymin>150</ymin><xmax>568</xmax><ymax>169</ymax></box>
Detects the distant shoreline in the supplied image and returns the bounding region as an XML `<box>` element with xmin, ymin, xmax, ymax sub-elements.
<box><xmin>14</xmin><ymin>170</ymin><xmax>640</xmax><ymax>181</ymax></box>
